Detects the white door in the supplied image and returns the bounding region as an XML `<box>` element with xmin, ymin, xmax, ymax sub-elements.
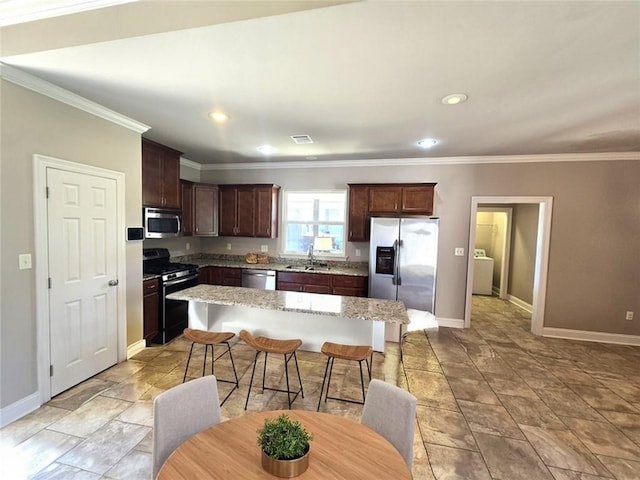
<box><xmin>47</xmin><ymin>167</ymin><xmax>119</xmax><ymax>396</ymax></box>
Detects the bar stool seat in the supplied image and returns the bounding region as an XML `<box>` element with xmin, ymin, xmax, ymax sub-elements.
<box><xmin>317</xmin><ymin>341</ymin><xmax>373</xmax><ymax>411</ymax></box>
<box><xmin>182</xmin><ymin>328</ymin><xmax>239</xmax><ymax>406</ymax></box>
<box><xmin>239</xmin><ymin>329</ymin><xmax>304</xmax><ymax>410</ymax></box>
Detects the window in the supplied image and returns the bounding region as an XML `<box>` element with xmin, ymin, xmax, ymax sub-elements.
<box><xmin>282</xmin><ymin>191</ymin><xmax>347</xmax><ymax>257</ymax></box>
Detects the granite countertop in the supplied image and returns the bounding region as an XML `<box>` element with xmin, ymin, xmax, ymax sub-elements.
<box><xmin>166</xmin><ymin>284</ymin><xmax>408</xmax><ymax>324</ymax></box>
<box><xmin>177</xmin><ymin>255</ymin><xmax>368</xmax><ymax>277</ymax></box>
<box><xmin>143</xmin><ymin>273</ymin><xmax>160</xmax><ymax>281</ymax></box>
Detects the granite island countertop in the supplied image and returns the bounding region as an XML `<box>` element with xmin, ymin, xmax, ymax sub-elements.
<box><xmin>167</xmin><ymin>284</ymin><xmax>408</xmax><ymax>324</ymax></box>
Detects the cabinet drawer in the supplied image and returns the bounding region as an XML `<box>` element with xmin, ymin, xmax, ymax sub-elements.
<box><xmin>331</xmin><ymin>275</ymin><xmax>366</xmax><ymax>288</ymax></box>
<box><xmin>277</xmin><ymin>271</ymin><xmax>331</xmax><ymax>286</ymax></box>
<box><xmin>143</xmin><ymin>278</ymin><xmax>159</xmax><ymax>294</ymax></box>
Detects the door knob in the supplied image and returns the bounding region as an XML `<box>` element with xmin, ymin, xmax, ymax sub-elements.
<box><xmin>108</xmin><ymin>280</ymin><xmax>119</xmax><ymax>286</ymax></box>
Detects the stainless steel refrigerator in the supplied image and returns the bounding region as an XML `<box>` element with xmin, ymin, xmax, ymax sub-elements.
<box><xmin>369</xmin><ymin>217</ymin><xmax>438</xmax><ymax>317</ymax></box>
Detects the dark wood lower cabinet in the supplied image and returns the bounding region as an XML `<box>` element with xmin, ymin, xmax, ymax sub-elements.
<box><xmin>143</xmin><ymin>278</ymin><xmax>160</xmax><ymax>346</ymax></box>
<box><xmin>277</xmin><ymin>271</ymin><xmax>367</xmax><ymax>297</ymax></box>
<box><xmin>198</xmin><ymin>266</ymin><xmax>242</xmax><ymax>286</ymax></box>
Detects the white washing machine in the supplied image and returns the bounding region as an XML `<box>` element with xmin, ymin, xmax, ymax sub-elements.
<box><xmin>473</xmin><ymin>249</ymin><xmax>494</xmax><ymax>295</ymax></box>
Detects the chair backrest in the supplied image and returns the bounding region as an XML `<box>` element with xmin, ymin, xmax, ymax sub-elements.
<box><xmin>361</xmin><ymin>379</ymin><xmax>417</xmax><ymax>469</ymax></box>
<box><xmin>152</xmin><ymin>376</ymin><xmax>222</xmax><ymax>478</ymax></box>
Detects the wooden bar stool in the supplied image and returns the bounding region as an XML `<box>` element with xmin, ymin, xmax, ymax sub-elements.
<box><xmin>182</xmin><ymin>328</ymin><xmax>239</xmax><ymax>405</ymax></box>
<box><xmin>239</xmin><ymin>329</ymin><xmax>304</xmax><ymax>410</ymax></box>
<box><xmin>317</xmin><ymin>341</ymin><xmax>373</xmax><ymax>411</ymax></box>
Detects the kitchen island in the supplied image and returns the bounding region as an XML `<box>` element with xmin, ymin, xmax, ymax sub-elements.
<box><xmin>167</xmin><ymin>285</ymin><xmax>408</xmax><ymax>352</ymax></box>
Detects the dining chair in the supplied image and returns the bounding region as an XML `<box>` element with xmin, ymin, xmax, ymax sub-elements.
<box><xmin>152</xmin><ymin>375</ymin><xmax>222</xmax><ymax>479</ymax></box>
<box><xmin>239</xmin><ymin>329</ymin><xmax>304</xmax><ymax>410</ymax></box>
<box><xmin>361</xmin><ymin>379</ymin><xmax>417</xmax><ymax>469</ymax></box>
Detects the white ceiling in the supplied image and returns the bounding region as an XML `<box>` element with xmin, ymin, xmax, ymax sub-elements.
<box><xmin>2</xmin><ymin>1</ymin><xmax>639</xmax><ymax>164</ymax></box>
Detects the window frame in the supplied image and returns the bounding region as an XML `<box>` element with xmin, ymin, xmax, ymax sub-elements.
<box><xmin>280</xmin><ymin>189</ymin><xmax>348</xmax><ymax>259</ymax></box>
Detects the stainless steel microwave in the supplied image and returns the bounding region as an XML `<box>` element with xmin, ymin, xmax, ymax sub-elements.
<box><xmin>144</xmin><ymin>207</ymin><xmax>182</xmax><ymax>238</ymax></box>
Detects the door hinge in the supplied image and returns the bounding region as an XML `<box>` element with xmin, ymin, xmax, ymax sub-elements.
<box><xmin>48</xmin><ymin>278</ymin><xmax>52</xmax><ymax>289</ymax></box>
<box><xmin>50</xmin><ymin>365</ymin><xmax>54</xmax><ymax>377</ymax></box>
<box><xmin>46</xmin><ymin>187</ymin><xmax>50</xmax><ymax>199</ymax></box>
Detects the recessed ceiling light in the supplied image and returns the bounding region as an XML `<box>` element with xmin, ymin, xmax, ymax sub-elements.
<box><xmin>441</xmin><ymin>93</ymin><xmax>468</xmax><ymax>105</ymax></box>
<box><xmin>417</xmin><ymin>138</ymin><xmax>438</xmax><ymax>148</ymax></box>
<box><xmin>209</xmin><ymin>111</ymin><xmax>228</xmax><ymax>122</ymax></box>
<box><xmin>256</xmin><ymin>145</ymin><xmax>277</xmax><ymax>155</ymax></box>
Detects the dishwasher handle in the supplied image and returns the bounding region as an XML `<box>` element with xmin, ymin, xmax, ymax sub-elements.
<box><xmin>241</xmin><ymin>269</ymin><xmax>276</xmax><ymax>290</ymax></box>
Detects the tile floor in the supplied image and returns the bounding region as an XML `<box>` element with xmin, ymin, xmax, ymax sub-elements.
<box><xmin>1</xmin><ymin>295</ymin><xmax>639</xmax><ymax>479</ymax></box>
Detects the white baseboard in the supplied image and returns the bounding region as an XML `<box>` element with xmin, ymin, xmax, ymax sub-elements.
<box><xmin>436</xmin><ymin>317</ymin><xmax>465</xmax><ymax>329</ymax></box>
<box><xmin>127</xmin><ymin>339</ymin><xmax>146</xmax><ymax>359</ymax></box>
<box><xmin>0</xmin><ymin>392</ymin><xmax>41</xmax><ymax>428</ymax></box>
<box><xmin>542</xmin><ymin>327</ymin><xmax>640</xmax><ymax>346</ymax></box>
<box><xmin>507</xmin><ymin>294</ymin><xmax>533</xmax><ymax>313</ymax></box>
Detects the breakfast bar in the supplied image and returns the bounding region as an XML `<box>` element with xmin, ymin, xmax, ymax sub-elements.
<box><xmin>167</xmin><ymin>285</ymin><xmax>409</xmax><ymax>352</ymax></box>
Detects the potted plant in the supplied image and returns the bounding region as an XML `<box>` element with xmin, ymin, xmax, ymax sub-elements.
<box><xmin>257</xmin><ymin>413</ymin><xmax>313</xmax><ymax>478</ymax></box>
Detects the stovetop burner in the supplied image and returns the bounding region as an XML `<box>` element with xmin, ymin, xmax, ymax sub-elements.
<box><xmin>144</xmin><ymin>263</ymin><xmax>199</xmax><ymax>275</ymax></box>
<box><xmin>143</xmin><ymin>248</ymin><xmax>199</xmax><ymax>278</ymax></box>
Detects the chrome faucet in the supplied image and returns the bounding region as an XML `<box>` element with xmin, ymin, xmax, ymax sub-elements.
<box><xmin>307</xmin><ymin>244</ymin><xmax>315</xmax><ymax>266</ymax></box>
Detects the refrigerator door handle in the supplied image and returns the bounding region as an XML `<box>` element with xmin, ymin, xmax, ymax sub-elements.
<box><xmin>392</xmin><ymin>239</ymin><xmax>402</xmax><ymax>286</ymax></box>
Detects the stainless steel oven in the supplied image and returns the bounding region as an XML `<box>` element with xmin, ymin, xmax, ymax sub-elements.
<box><xmin>143</xmin><ymin>248</ymin><xmax>199</xmax><ymax>344</ymax></box>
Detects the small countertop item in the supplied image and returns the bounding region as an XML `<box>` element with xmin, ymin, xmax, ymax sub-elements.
<box><xmin>167</xmin><ymin>284</ymin><xmax>408</xmax><ymax>324</ymax></box>
<box><xmin>157</xmin><ymin>409</ymin><xmax>411</xmax><ymax>479</ymax></box>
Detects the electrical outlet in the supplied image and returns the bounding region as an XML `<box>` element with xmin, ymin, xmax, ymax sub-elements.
<box><xmin>226</xmin><ymin>243</ymin><xmax>231</xmax><ymax>250</ymax></box>
<box><xmin>355</xmin><ymin>249</ymin><xmax>361</xmax><ymax>257</ymax></box>
<box><xmin>186</xmin><ymin>242</ymin><xmax>190</xmax><ymax>251</ymax></box>
<box><xmin>626</xmin><ymin>311</ymin><xmax>634</xmax><ymax>321</ymax></box>
<box><xmin>454</xmin><ymin>247</ymin><xmax>464</xmax><ymax>256</ymax></box>
<box><xmin>19</xmin><ymin>253</ymin><xmax>32</xmax><ymax>270</ymax></box>
<box><xmin>261</xmin><ymin>245</ymin><xmax>268</xmax><ymax>253</ymax></box>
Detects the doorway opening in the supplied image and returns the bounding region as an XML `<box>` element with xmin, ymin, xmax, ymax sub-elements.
<box><xmin>464</xmin><ymin>196</ymin><xmax>553</xmax><ymax>335</ymax></box>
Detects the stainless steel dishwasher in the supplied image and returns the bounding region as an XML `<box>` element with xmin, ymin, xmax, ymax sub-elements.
<box><xmin>241</xmin><ymin>269</ymin><xmax>276</xmax><ymax>290</ymax></box>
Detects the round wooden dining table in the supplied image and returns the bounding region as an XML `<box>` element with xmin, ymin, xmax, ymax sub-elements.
<box><xmin>157</xmin><ymin>409</ymin><xmax>412</xmax><ymax>479</ymax></box>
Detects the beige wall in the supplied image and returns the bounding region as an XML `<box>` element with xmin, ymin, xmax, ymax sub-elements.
<box><xmin>0</xmin><ymin>80</ymin><xmax>143</xmax><ymax>408</ymax></box>
<box><xmin>191</xmin><ymin>160</ymin><xmax>640</xmax><ymax>334</ymax></box>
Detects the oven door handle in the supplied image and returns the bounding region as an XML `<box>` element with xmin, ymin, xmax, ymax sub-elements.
<box><xmin>164</xmin><ymin>275</ymin><xmax>198</xmax><ymax>288</ymax></box>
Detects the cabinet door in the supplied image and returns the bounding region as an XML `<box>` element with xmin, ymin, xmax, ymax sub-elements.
<box><xmin>194</xmin><ymin>184</ymin><xmax>218</xmax><ymax>236</ymax></box>
<box><xmin>161</xmin><ymin>153</ymin><xmax>181</xmax><ymax>209</ymax></box>
<box><xmin>221</xmin><ymin>267</ymin><xmax>242</xmax><ymax>286</ymax></box>
<box><xmin>198</xmin><ymin>266</ymin><xmax>212</xmax><ymax>284</ymax></box>
<box><xmin>218</xmin><ymin>187</ymin><xmax>238</xmax><ymax>236</ymax></box>
<box><xmin>331</xmin><ymin>274</ymin><xmax>368</xmax><ymax>297</ymax></box>
<box><xmin>235</xmin><ymin>187</ymin><xmax>256</xmax><ymax>236</ymax></box>
<box><xmin>142</xmin><ymin>143</ymin><xmax>163</xmax><ymax>207</ymax></box>
<box><xmin>181</xmin><ymin>180</ymin><xmax>194</xmax><ymax>236</ymax></box>
<box><xmin>368</xmin><ymin>186</ymin><xmax>402</xmax><ymax>214</ymax></box>
<box><xmin>348</xmin><ymin>185</ymin><xmax>370</xmax><ymax>242</ymax></box>
<box><xmin>401</xmin><ymin>185</ymin><xmax>434</xmax><ymax>214</ymax></box>
<box><xmin>255</xmin><ymin>186</ymin><xmax>278</xmax><ymax>238</ymax></box>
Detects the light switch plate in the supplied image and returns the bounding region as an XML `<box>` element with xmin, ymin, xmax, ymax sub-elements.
<box><xmin>19</xmin><ymin>253</ymin><xmax>32</xmax><ymax>270</ymax></box>
<box><xmin>454</xmin><ymin>248</ymin><xmax>464</xmax><ymax>256</ymax></box>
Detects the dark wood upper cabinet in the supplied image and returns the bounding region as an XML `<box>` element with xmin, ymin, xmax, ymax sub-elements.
<box><xmin>347</xmin><ymin>185</ymin><xmax>370</xmax><ymax>242</ymax></box>
<box><xmin>348</xmin><ymin>183</ymin><xmax>436</xmax><ymax>241</ymax></box>
<box><xmin>218</xmin><ymin>184</ymin><xmax>279</xmax><ymax>238</ymax></box>
<box><xmin>142</xmin><ymin>139</ymin><xmax>181</xmax><ymax>209</ymax></box>
<box><xmin>193</xmin><ymin>183</ymin><xmax>219</xmax><ymax>236</ymax></box>
<box><xmin>180</xmin><ymin>180</ymin><xmax>194</xmax><ymax>236</ymax></box>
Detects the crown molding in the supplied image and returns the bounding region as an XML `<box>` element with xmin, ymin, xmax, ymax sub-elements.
<box><xmin>0</xmin><ymin>63</ymin><xmax>150</xmax><ymax>134</ymax></box>
<box><xmin>180</xmin><ymin>157</ymin><xmax>203</xmax><ymax>171</ymax></box>
<box><xmin>198</xmin><ymin>151</ymin><xmax>639</xmax><ymax>171</ymax></box>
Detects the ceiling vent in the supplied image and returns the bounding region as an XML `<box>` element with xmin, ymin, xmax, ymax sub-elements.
<box><xmin>290</xmin><ymin>134</ymin><xmax>314</xmax><ymax>144</ymax></box>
